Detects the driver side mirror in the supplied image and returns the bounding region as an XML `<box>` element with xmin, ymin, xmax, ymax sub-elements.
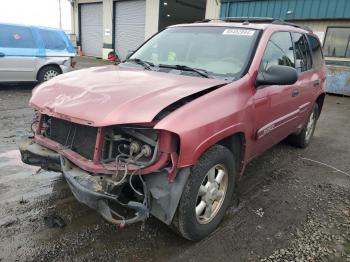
<box><xmin>256</xmin><ymin>65</ymin><xmax>298</xmax><ymax>87</ymax></box>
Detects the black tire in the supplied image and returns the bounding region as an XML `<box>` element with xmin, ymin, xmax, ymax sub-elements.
<box><xmin>37</xmin><ymin>66</ymin><xmax>61</xmax><ymax>83</ymax></box>
<box><xmin>288</xmin><ymin>103</ymin><xmax>319</xmax><ymax>148</ymax></box>
<box><xmin>172</xmin><ymin>144</ymin><xmax>236</xmax><ymax>241</ymax></box>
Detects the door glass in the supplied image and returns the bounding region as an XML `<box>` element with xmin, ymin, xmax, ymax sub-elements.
<box><xmin>292</xmin><ymin>33</ymin><xmax>312</xmax><ymax>73</ymax></box>
<box><xmin>39</xmin><ymin>29</ymin><xmax>67</xmax><ymax>50</ymax></box>
<box><xmin>307</xmin><ymin>35</ymin><xmax>324</xmax><ymax>69</ymax></box>
<box><xmin>0</xmin><ymin>24</ymin><xmax>36</xmax><ymax>48</ymax></box>
<box><xmin>260</xmin><ymin>31</ymin><xmax>295</xmax><ymax>72</ymax></box>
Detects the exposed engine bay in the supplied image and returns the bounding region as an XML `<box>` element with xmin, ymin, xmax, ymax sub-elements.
<box><xmin>20</xmin><ymin>114</ymin><xmax>186</xmax><ymax>226</ymax></box>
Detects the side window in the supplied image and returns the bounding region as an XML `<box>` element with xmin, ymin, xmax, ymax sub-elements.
<box><xmin>39</xmin><ymin>29</ymin><xmax>67</xmax><ymax>50</ymax></box>
<box><xmin>307</xmin><ymin>35</ymin><xmax>324</xmax><ymax>69</ymax></box>
<box><xmin>292</xmin><ymin>33</ymin><xmax>312</xmax><ymax>73</ymax></box>
<box><xmin>0</xmin><ymin>25</ymin><xmax>36</xmax><ymax>48</ymax></box>
<box><xmin>323</xmin><ymin>27</ymin><xmax>350</xmax><ymax>58</ymax></box>
<box><xmin>260</xmin><ymin>32</ymin><xmax>295</xmax><ymax>72</ymax></box>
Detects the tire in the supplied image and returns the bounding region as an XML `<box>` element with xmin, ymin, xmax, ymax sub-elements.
<box><xmin>37</xmin><ymin>66</ymin><xmax>61</xmax><ymax>83</ymax></box>
<box><xmin>288</xmin><ymin>103</ymin><xmax>319</xmax><ymax>148</ymax></box>
<box><xmin>172</xmin><ymin>144</ymin><xmax>236</xmax><ymax>241</ymax></box>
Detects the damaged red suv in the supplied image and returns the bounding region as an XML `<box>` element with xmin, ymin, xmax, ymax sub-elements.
<box><xmin>20</xmin><ymin>20</ymin><xmax>326</xmax><ymax>240</ymax></box>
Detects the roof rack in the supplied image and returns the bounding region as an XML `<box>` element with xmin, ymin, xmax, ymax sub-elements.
<box><xmin>271</xmin><ymin>20</ymin><xmax>313</xmax><ymax>32</ymax></box>
<box><xmin>196</xmin><ymin>17</ymin><xmax>313</xmax><ymax>32</ymax></box>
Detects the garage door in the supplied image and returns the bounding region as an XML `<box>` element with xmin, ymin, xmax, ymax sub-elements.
<box><xmin>114</xmin><ymin>0</ymin><xmax>146</xmax><ymax>60</ymax></box>
<box><xmin>80</xmin><ymin>3</ymin><xmax>103</xmax><ymax>57</ymax></box>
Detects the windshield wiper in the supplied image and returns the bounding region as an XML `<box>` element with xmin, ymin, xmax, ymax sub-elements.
<box><xmin>126</xmin><ymin>58</ymin><xmax>154</xmax><ymax>70</ymax></box>
<box><xmin>158</xmin><ymin>64</ymin><xmax>210</xmax><ymax>78</ymax></box>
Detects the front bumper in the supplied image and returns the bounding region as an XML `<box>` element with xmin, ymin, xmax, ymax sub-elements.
<box><xmin>19</xmin><ymin>140</ymin><xmax>149</xmax><ymax>226</ymax></box>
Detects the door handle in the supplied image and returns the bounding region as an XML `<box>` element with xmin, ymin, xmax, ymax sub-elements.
<box><xmin>313</xmin><ymin>79</ymin><xmax>320</xmax><ymax>87</ymax></box>
<box><xmin>0</xmin><ymin>52</ymin><xmax>5</xmax><ymax>57</ymax></box>
<box><xmin>291</xmin><ymin>88</ymin><xmax>299</xmax><ymax>97</ymax></box>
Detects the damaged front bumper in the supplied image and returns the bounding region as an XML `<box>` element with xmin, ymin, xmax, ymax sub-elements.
<box><xmin>19</xmin><ymin>139</ymin><xmax>190</xmax><ymax>227</ymax></box>
<box><xmin>19</xmin><ymin>140</ymin><xmax>149</xmax><ymax>226</ymax></box>
<box><xmin>60</xmin><ymin>157</ymin><xmax>149</xmax><ymax>226</ymax></box>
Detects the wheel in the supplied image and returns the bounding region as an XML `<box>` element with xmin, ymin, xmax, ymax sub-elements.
<box><xmin>288</xmin><ymin>103</ymin><xmax>319</xmax><ymax>148</ymax></box>
<box><xmin>172</xmin><ymin>144</ymin><xmax>236</xmax><ymax>241</ymax></box>
<box><xmin>37</xmin><ymin>66</ymin><xmax>61</xmax><ymax>83</ymax></box>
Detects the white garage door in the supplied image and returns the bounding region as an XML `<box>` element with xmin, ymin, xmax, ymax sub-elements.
<box><xmin>80</xmin><ymin>3</ymin><xmax>103</xmax><ymax>57</ymax></box>
<box><xmin>114</xmin><ymin>0</ymin><xmax>146</xmax><ymax>60</ymax></box>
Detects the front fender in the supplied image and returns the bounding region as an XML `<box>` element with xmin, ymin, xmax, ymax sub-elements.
<box><xmin>155</xmin><ymin>76</ymin><xmax>253</xmax><ymax>167</ymax></box>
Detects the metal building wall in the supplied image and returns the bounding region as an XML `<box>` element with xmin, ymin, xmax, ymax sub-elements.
<box><xmin>220</xmin><ymin>0</ymin><xmax>350</xmax><ymax>20</ymax></box>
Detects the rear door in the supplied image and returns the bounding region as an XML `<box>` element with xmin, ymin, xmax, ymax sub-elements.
<box><xmin>291</xmin><ymin>32</ymin><xmax>315</xmax><ymax>124</ymax></box>
<box><xmin>0</xmin><ymin>24</ymin><xmax>39</xmax><ymax>81</ymax></box>
<box><xmin>252</xmin><ymin>31</ymin><xmax>301</xmax><ymax>156</ymax></box>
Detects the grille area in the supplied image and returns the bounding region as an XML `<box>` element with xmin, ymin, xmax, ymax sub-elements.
<box><xmin>46</xmin><ymin>117</ymin><xmax>98</xmax><ymax>160</ymax></box>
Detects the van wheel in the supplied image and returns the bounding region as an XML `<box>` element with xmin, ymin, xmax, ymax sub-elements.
<box><xmin>37</xmin><ymin>66</ymin><xmax>61</xmax><ymax>83</ymax></box>
<box><xmin>172</xmin><ymin>145</ymin><xmax>236</xmax><ymax>241</ymax></box>
<box><xmin>288</xmin><ymin>103</ymin><xmax>319</xmax><ymax>148</ymax></box>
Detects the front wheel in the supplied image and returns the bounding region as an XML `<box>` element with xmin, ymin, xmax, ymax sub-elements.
<box><xmin>172</xmin><ymin>145</ymin><xmax>236</xmax><ymax>241</ymax></box>
<box><xmin>288</xmin><ymin>103</ymin><xmax>319</xmax><ymax>148</ymax></box>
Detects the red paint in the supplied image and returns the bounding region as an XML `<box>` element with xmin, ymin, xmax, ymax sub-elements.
<box><xmin>28</xmin><ymin>23</ymin><xmax>326</xmax><ymax>178</ymax></box>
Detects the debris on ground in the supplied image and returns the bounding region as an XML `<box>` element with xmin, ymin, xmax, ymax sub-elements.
<box><xmin>43</xmin><ymin>215</ymin><xmax>66</xmax><ymax>228</ymax></box>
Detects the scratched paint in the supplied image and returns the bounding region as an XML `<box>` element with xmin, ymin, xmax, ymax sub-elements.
<box><xmin>326</xmin><ymin>65</ymin><xmax>350</xmax><ymax>96</ymax></box>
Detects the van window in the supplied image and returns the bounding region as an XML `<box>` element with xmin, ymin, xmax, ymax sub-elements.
<box><xmin>0</xmin><ymin>24</ymin><xmax>36</xmax><ymax>48</ymax></box>
<box><xmin>292</xmin><ymin>33</ymin><xmax>312</xmax><ymax>73</ymax></box>
<box><xmin>307</xmin><ymin>35</ymin><xmax>323</xmax><ymax>69</ymax></box>
<box><xmin>260</xmin><ymin>32</ymin><xmax>295</xmax><ymax>72</ymax></box>
<box><xmin>39</xmin><ymin>29</ymin><xmax>67</xmax><ymax>50</ymax></box>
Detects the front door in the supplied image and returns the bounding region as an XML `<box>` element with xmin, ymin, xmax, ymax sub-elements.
<box><xmin>252</xmin><ymin>31</ymin><xmax>301</xmax><ymax>157</ymax></box>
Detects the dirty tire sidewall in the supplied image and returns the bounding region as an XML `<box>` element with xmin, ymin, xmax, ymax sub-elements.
<box><xmin>37</xmin><ymin>66</ymin><xmax>61</xmax><ymax>83</ymax></box>
<box><xmin>289</xmin><ymin>103</ymin><xmax>319</xmax><ymax>148</ymax></box>
<box><xmin>176</xmin><ymin>145</ymin><xmax>236</xmax><ymax>241</ymax></box>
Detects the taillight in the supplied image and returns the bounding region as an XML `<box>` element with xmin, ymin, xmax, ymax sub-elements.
<box><xmin>70</xmin><ymin>57</ymin><xmax>77</xmax><ymax>68</ymax></box>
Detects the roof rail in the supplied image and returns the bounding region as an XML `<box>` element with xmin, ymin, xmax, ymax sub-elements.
<box><xmin>221</xmin><ymin>16</ymin><xmax>275</xmax><ymax>22</ymax></box>
<box><xmin>271</xmin><ymin>20</ymin><xmax>313</xmax><ymax>32</ymax></box>
<box><xmin>196</xmin><ymin>17</ymin><xmax>313</xmax><ymax>32</ymax></box>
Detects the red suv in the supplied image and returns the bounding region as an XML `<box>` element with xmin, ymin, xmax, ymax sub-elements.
<box><xmin>20</xmin><ymin>20</ymin><xmax>326</xmax><ymax>240</ymax></box>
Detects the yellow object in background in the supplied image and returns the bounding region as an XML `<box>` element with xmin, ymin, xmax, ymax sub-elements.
<box><xmin>168</xmin><ymin>51</ymin><xmax>176</xmax><ymax>62</ymax></box>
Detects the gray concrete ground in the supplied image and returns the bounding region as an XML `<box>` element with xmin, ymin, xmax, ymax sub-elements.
<box><xmin>0</xmin><ymin>58</ymin><xmax>349</xmax><ymax>261</ymax></box>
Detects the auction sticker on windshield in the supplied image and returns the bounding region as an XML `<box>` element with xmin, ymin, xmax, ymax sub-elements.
<box><xmin>223</xmin><ymin>29</ymin><xmax>255</xmax><ymax>36</ymax></box>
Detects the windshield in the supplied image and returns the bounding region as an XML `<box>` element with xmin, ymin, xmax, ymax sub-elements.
<box><xmin>129</xmin><ymin>26</ymin><xmax>259</xmax><ymax>79</ymax></box>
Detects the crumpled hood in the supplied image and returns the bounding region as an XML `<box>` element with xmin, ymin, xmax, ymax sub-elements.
<box><xmin>30</xmin><ymin>65</ymin><xmax>227</xmax><ymax>126</ymax></box>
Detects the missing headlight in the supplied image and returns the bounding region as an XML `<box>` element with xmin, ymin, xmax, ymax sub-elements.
<box><xmin>102</xmin><ymin>126</ymin><xmax>159</xmax><ymax>167</ymax></box>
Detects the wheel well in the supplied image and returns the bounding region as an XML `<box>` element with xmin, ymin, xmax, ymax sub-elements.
<box><xmin>217</xmin><ymin>132</ymin><xmax>245</xmax><ymax>175</ymax></box>
<box><xmin>316</xmin><ymin>93</ymin><xmax>326</xmax><ymax>119</ymax></box>
<box><xmin>36</xmin><ymin>64</ymin><xmax>62</xmax><ymax>81</ymax></box>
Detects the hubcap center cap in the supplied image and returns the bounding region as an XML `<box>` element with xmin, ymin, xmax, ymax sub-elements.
<box><xmin>207</xmin><ymin>183</ymin><xmax>218</xmax><ymax>201</ymax></box>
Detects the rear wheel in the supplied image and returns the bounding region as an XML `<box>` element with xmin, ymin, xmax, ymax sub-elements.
<box><xmin>37</xmin><ymin>66</ymin><xmax>61</xmax><ymax>83</ymax></box>
<box><xmin>172</xmin><ymin>145</ymin><xmax>236</xmax><ymax>241</ymax></box>
<box><xmin>288</xmin><ymin>103</ymin><xmax>319</xmax><ymax>148</ymax></box>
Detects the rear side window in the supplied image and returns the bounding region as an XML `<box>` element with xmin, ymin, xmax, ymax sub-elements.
<box><xmin>0</xmin><ymin>24</ymin><xmax>36</xmax><ymax>48</ymax></box>
<box><xmin>260</xmin><ymin>31</ymin><xmax>295</xmax><ymax>72</ymax></box>
<box><xmin>292</xmin><ymin>33</ymin><xmax>312</xmax><ymax>73</ymax></box>
<box><xmin>39</xmin><ymin>29</ymin><xmax>67</xmax><ymax>50</ymax></box>
<box><xmin>307</xmin><ymin>35</ymin><xmax>323</xmax><ymax>69</ymax></box>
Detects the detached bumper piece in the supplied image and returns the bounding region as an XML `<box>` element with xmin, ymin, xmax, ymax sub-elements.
<box><xmin>19</xmin><ymin>140</ymin><xmax>61</xmax><ymax>172</ymax></box>
<box><xmin>60</xmin><ymin>157</ymin><xmax>149</xmax><ymax>226</ymax></box>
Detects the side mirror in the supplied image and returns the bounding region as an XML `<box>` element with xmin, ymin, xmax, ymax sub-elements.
<box><xmin>256</xmin><ymin>65</ymin><xmax>298</xmax><ymax>87</ymax></box>
<box><xmin>125</xmin><ymin>50</ymin><xmax>135</xmax><ymax>60</ymax></box>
